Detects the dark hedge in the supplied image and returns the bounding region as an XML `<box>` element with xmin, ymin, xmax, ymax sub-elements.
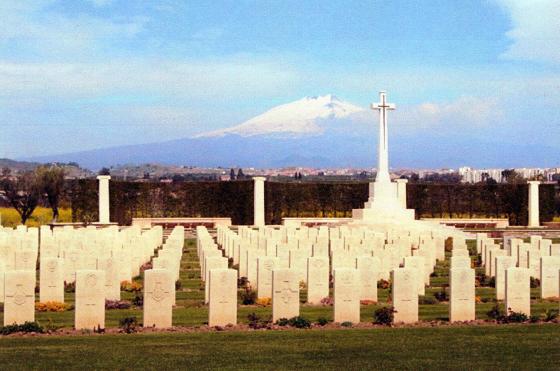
<box><xmin>66</xmin><ymin>180</ymin><xmax>559</xmax><ymax>226</ymax></box>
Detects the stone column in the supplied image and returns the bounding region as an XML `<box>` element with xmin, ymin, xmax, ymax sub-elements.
<box><xmin>253</xmin><ymin>177</ymin><xmax>266</xmax><ymax>227</ymax></box>
<box><xmin>395</xmin><ymin>179</ymin><xmax>408</xmax><ymax>209</ymax></box>
<box><xmin>528</xmin><ymin>181</ymin><xmax>540</xmax><ymax>227</ymax></box>
<box><xmin>97</xmin><ymin>175</ymin><xmax>111</xmax><ymax>224</ymax></box>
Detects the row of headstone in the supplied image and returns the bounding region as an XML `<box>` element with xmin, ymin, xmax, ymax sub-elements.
<box><xmin>3</xmin><ymin>225</ymin><xmax>184</xmax><ymax>328</ymax></box>
<box><xmin>478</xmin><ymin>233</ymin><xmax>560</xmax><ymax>300</ymax></box>
<box><xmin>200</xmin><ymin>226</ymin><xmax>480</xmax><ymax>324</ymax></box>
<box><xmin>213</xmin><ymin>225</ymin><xmax>469</xmax><ymax>304</ymax></box>
<box><xmin>4</xmin><ymin>267</ymin><xmax>177</xmax><ymax>329</ymax></box>
<box><xmin>203</xmin><ymin>264</ymin><xmax>479</xmax><ymax>325</ymax></box>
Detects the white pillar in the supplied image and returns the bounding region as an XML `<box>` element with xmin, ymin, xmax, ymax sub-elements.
<box><xmin>97</xmin><ymin>175</ymin><xmax>111</xmax><ymax>224</ymax></box>
<box><xmin>395</xmin><ymin>179</ymin><xmax>408</xmax><ymax>209</ymax></box>
<box><xmin>528</xmin><ymin>181</ymin><xmax>540</xmax><ymax>227</ymax></box>
<box><xmin>253</xmin><ymin>177</ymin><xmax>266</xmax><ymax>227</ymax></box>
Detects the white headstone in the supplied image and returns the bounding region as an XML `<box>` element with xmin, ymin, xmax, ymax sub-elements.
<box><xmin>40</xmin><ymin>257</ymin><xmax>64</xmax><ymax>303</ymax></box>
<box><xmin>392</xmin><ymin>268</ymin><xmax>418</xmax><ymax>324</ymax></box>
<box><xmin>333</xmin><ymin>268</ymin><xmax>360</xmax><ymax>324</ymax></box>
<box><xmin>75</xmin><ymin>270</ymin><xmax>106</xmax><ymax>330</ymax></box>
<box><xmin>4</xmin><ymin>271</ymin><xmax>35</xmax><ymax>325</ymax></box>
<box><xmin>272</xmin><ymin>269</ymin><xmax>300</xmax><ymax>322</ymax></box>
<box><xmin>449</xmin><ymin>268</ymin><xmax>475</xmax><ymax>322</ymax></box>
<box><xmin>208</xmin><ymin>269</ymin><xmax>237</xmax><ymax>327</ymax></box>
<box><xmin>505</xmin><ymin>267</ymin><xmax>530</xmax><ymax>316</ymax></box>
<box><xmin>143</xmin><ymin>269</ymin><xmax>173</xmax><ymax>328</ymax></box>
<box><xmin>306</xmin><ymin>256</ymin><xmax>329</xmax><ymax>305</ymax></box>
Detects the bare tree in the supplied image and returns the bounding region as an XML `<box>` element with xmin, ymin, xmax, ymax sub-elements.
<box><xmin>1</xmin><ymin>171</ymin><xmax>41</xmax><ymax>225</ymax></box>
<box><xmin>36</xmin><ymin>165</ymin><xmax>65</xmax><ymax>222</ymax></box>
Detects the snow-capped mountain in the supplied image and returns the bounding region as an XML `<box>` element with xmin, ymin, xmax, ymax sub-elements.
<box><xmin>26</xmin><ymin>93</ymin><xmax>547</xmax><ymax>170</ymax></box>
<box><xmin>194</xmin><ymin>94</ymin><xmax>365</xmax><ymax>138</ymax></box>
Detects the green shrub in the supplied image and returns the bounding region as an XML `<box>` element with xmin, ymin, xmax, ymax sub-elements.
<box><xmin>434</xmin><ymin>288</ymin><xmax>449</xmax><ymax>302</ymax></box>
<box><xmin>487</xmin><ymin>304</ymin><xmax>505</xmax><ymax>320</ymax></box>
<box><xmin>502</xmin><ymin>311</ymin><xmax>528</xmax><ymax>323</ymax></box>
<box><xmin>316</xmin><ymin>317</ymin><xmax>329</xmax><ymax>326</ymax></box>
<box><xmin>419</xmin><ymin>296</ymin><xmax>438</xmax><ymax>305</ymax></box>
<box><xmin>237</xmin><ymin>277</ymin><xmax>249</xmax><ymax>288</ymax></box>
<box><xmin>64</xmin><ymin>281</ymin><xmax>75</xmax><ymax>293</ymax></box>
<box><xmin>530</xmin><ymin>277</ymin><xmax>540</xmax><ymax>288</ymax></box>
<box><xmin>0</xmin><ymin>321</ymin><xmax>44</xmax><ymax>335</ymax></box>
<box><xmin>485</xmin><ymin>277</ymin><xmax>496</xmax><ymax>288</ymax></box>
<box><xmin>119</xmin><ymin>316</ymin><xmax>138</xmax><ymax>333</ymax></box>
<box><xmin>340</xmin><ymin>321</ymin><xmax>353</xmax><ymax>327</ymax></box>
<box><xmin>529</xmin><ymin>314</ymin><xmax>540</xmax><ymax>323</ymax></box>
<box><xmin>544</xmin><ymin>309</ymin><xmax>559</xmax><ymax>322</ymax></box>
<box><xmin>247</xmin><ymin>312</ymin><xmax>269</xmax><ymax>329</ymax></box>
<box><xmin>373</xmin><ymin>306</ymin><xmax>394</xmax><ymax>326</ymax></box>
<box><xmin>288</xmin><ymin>316</ymin><xmax>311</xmax><ymax>329</ymax></box>
<box><xmin>239</xmin><ymin>287</ymin><xmax>257</xmax><ymax>305</ymax></box>
<box><xmin>132</xmin><ymin>294</ymin><xmax>143</xmax><ymax>307</ymax></box>
<box><xmin>276</xmin><ymin>318</ymin><xmax>289</xmax><ymax>326</ymax></box>
<box><xmin>377</xmin><ymin>279</ymin><xmax>390</xmax><ymax>289</ymax></box>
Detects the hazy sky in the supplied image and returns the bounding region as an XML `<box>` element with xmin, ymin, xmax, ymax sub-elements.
<box><xmin>1</xmin><ymin>0</ymin><xmax>559</xmax><ymax>164</ymax></box>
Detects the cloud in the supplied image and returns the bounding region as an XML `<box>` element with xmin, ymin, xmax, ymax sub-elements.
<box><xmin>496</xmin><ymin>0</ymin><xmax>560</xmax><ymax>63</ymax></box>
<box><xmin>0</xmin><ymin>1</ymin><xmax>147</xmax><ymax>60</ymax></box>
<box><xmin>395</xmin><ymin>96</ymin><xmax>504</xmax><ymax>129</ymax></box>
<box><xmin>0</xmin><ymin>57</ymin><xmax>299</xmax><ymax>102</ymax></box>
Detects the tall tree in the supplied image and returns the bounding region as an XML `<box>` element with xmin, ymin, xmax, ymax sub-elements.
<box><xmin>1</xmin><ymin>171</ymin><xmax>41</xmax><ymax>224</ymax></box>
<box><xmin>229</xmin><ymin>168</ymin><xmax>236</xmax><ymax>181</ymax></box>
<box><xmin>35</xmin><ymin>165</ymin><xmax>65</xmax><ymax>222</ymax></box>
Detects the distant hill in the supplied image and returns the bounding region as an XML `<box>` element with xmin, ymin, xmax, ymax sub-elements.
<box><xmin>0</xmin><ymin>158</ymin><xmax>93</xmax><ymax>178</ymax></box>
<box><xmin>0</xmin><ymin>158</ymin><xmax>42</xmax><ymax>172</ymax></box>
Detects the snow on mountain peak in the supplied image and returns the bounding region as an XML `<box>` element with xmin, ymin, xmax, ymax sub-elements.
<box><xmin>194</xmin><ymin>94</ymin><xmax>365</xmax><ymax>138</ymax></box>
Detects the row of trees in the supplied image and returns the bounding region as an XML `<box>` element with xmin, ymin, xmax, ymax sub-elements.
<box><xmin>1</xmin><ymin>167</ymin><xmax>65</xmax><ymax>224</ymax></box>
<box><xmin>2</xmin><ymin>173</ymin><xmax>559</xmax><ymax>226</ymax></box>
<box><xmin>66</xmin><ymin>180</ymin><xmax>559</xmax><ymax>226</ymax></box>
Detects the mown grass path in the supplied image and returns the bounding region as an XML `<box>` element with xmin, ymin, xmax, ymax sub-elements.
<box><xmin>1</xmin><ymin>325</ymin><xmax>559</xmax><ymax>369</ymax></box>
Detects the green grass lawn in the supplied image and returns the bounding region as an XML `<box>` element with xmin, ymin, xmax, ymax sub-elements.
<box><xmin>2</xmin><ymin>237</ymin><xmax>560</xmax><ymax>369</ymax></box>
<box><xmin>1</xmin><ymin>325</ymin><xmax>560</xmax><ymax>369</ymax></box>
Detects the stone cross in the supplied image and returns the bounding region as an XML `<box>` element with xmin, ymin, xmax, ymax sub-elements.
<box><xmin>371</xmin><ymin>91</ymin><xmax>395</xmax><ymax>183</ymax></box>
